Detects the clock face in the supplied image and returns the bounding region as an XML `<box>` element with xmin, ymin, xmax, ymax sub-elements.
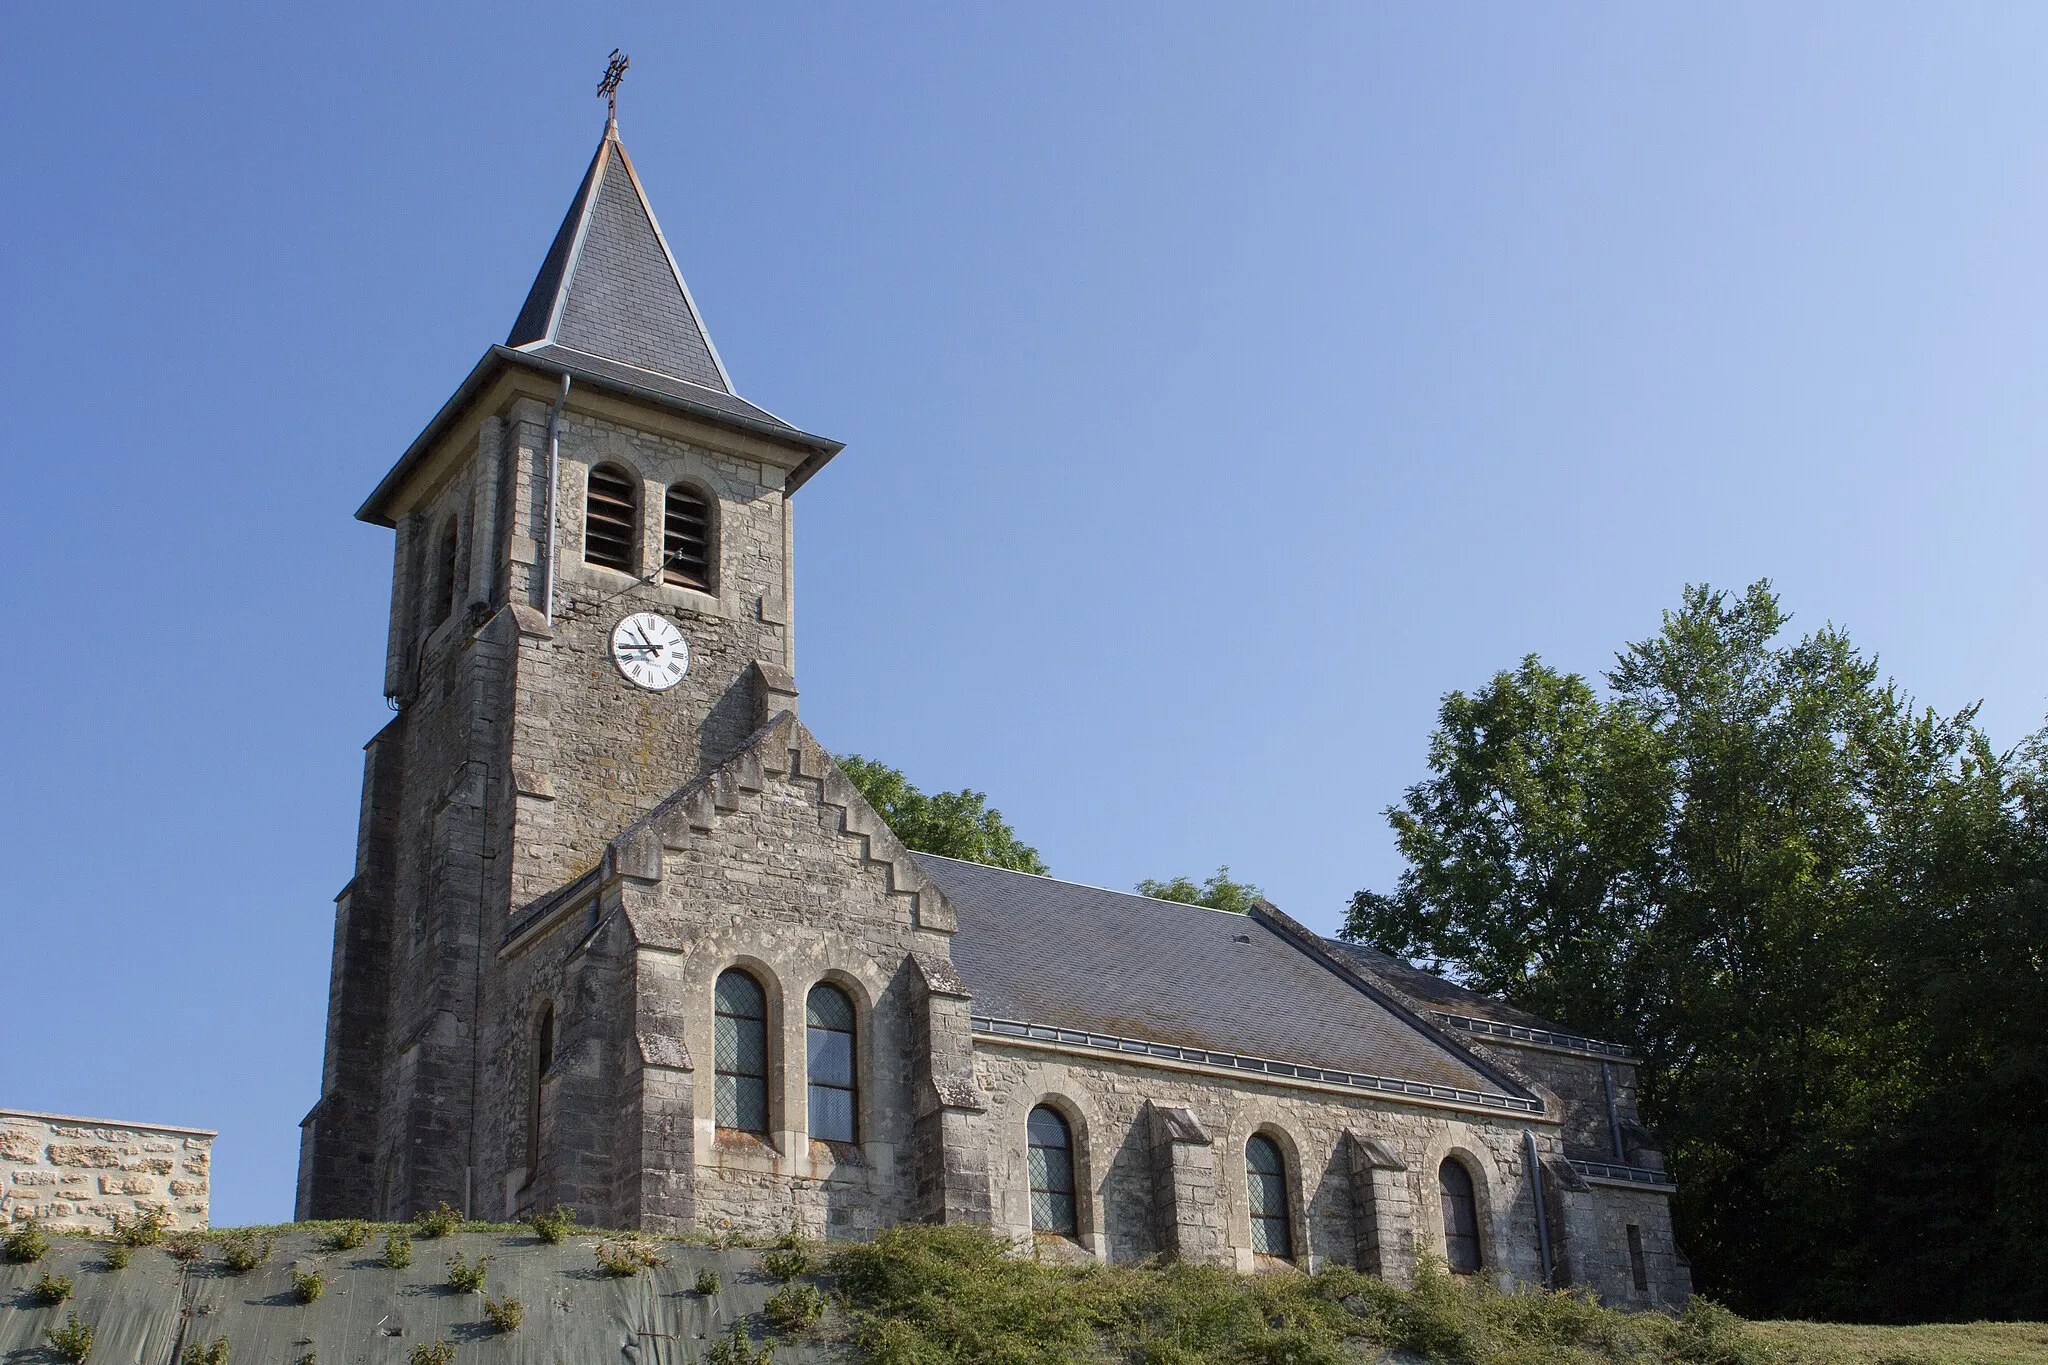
<box><xmin>610</xmin><ymin>612</ymin><xmax>690</xmax><ymax>691</ymax></box>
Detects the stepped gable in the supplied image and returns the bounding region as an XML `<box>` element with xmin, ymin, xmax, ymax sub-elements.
<box><xmin>920</xmin><ymin>854</ymin><xmax>1529</xmax><ymax>1098</ymax></box>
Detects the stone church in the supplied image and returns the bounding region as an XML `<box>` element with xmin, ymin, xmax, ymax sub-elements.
<box><xmin>297</xmin><ymin>112</ymin><xmax>1689</xmax><ymax>1309</ymax></box>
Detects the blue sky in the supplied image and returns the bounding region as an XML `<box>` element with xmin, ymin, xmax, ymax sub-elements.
<box><xmin>3</xmin><ymin>4</ymin><xmax>2045</xmax><ymax>1225</ymax></box>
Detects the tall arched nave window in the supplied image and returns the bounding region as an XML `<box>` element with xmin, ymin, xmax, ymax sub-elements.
<box><xmin>714</xmin><ymin>970</ymin><xmax>769</xmax><ymax>1134</ymax></box>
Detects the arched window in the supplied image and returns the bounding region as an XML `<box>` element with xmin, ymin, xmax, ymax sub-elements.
<box><xmin>584</xmin><ymin>464</ymin><xmax>638</xmax><ymax>572</ymax></box>
<box><xmin>714</xmin><ymin>970</ymin><xmax>769</xmax><ymax>1134</ymax></box>
<box><xmin>1027</xmin><ymin>1106</ymin><xmax>1077</xmax><ymax>1238</ymax></box>
<box><xmin>1439</xmin><ymin>1158</ymin><xmax>1482</xmax><ymax>1274</ymax></box>
<box><xmin>525</xmin><ymin>1004</ymin><xmax>555</xmax><ymax>1176</ymax></box>
<box><xmin>433</xmin><ymin>518</ymin><xmax>460</xmax><ymax>625</ymax></box>
<box><xmin>1246</xmin><ymin>1135</ymin><xmax>1293</xmax><ymax>1258</ymax></box>
<box><xmin>805</xmin><ymin>984</ymin><xmax>857</xmax><ymax>1144</ymax></box>
<box><xmin>662</xmin><ymin>484</ymin><xmax>713</xmax><ymax>590</ymax></box>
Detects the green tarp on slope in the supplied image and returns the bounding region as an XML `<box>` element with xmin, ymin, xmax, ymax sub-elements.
<box><xmin>2</xmin><ymin>1230</ymin><xmax>848</xmax><ymax>1365</ymax></box>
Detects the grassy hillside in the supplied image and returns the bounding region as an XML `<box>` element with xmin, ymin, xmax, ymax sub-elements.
<box><xmin>3</xmin><ymin>1218</ymin><xmax>2042</xmax><ymax>1365</ymax></box>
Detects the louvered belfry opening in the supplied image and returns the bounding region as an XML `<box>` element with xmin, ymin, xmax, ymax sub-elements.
<box><xmin>584</xmin><ymin>464</ymin><xmax>638</xmax><ymax>571</ymax></box>
<box><xmin>662</xmin><ymin>484</ymin><xmax>712</xmax><ymax>589</ymax></box>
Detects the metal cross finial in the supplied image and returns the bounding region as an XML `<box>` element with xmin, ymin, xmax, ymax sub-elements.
<box><xmin>598</xmin><ymin>49</ymin><xmax>631</xmax><ymax>122</ymax></box>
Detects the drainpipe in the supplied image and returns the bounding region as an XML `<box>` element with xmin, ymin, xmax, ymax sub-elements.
<box><xmin>1602</xmin><ymin>1062</ymin><xmax>1626</xmax><ymax>1161</ymax></box>
<box><xmin>542</xmin><ymin>373</ymin><xmax>571</xmax><ymax>626</ymax></box>
<box><xmin>1524</xmin><ymin>1130</ymin><xmax>1554</xmax><ymax>1287</ymax></box>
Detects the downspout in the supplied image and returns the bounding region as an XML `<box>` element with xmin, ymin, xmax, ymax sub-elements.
<box><xmin>1524</xmin><ymin>1129</ymin><xmax>1554</xmax><ymax>1287</ymax></box>
<box><xmin>542</xmin><ymin>374</ymin><xmax>571</xmax><ymax>626</ymax></box>
<box><xmin>1602</xmin><ymin>1062</ymin><xmax>1626</xmax><ymax>1161</ymax></box>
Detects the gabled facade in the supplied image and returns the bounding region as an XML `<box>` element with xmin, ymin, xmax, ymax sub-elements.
<box><xmin>300</xmin><ymin>115</ymin><xmax>1689</xmax><ymax>1310</ymax></box>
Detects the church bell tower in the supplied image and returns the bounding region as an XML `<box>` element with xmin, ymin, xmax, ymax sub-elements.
<box><xmin>297</xmin><ymin>102</ymin><xmax>842</xmax><ymax>1220</ymax></box>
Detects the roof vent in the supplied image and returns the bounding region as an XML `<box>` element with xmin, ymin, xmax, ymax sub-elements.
<box><xmin>1232</xmin><ymin>933</ymin><xmax>1251</xmax><ymax>944</ymax></box>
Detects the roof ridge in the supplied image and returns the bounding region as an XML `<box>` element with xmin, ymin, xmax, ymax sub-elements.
<box><xmin>908</xmin><ymin>851</ymin><xmax>1277</xmax><ymax>921</ymax></box>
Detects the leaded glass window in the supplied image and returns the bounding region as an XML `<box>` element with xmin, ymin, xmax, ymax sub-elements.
<box><xmin>1027</xmin><ymin>1106</ymin><xmax>1077</xmax><ymax>1237</ymax></box>
<box><xmin>1246</xmin><ymin>1135</ymin><xmax>1293</xmax><ymax>1257</ymax></box>
<box><xmin>714</xmin><ymin>970</ymin><xmax>768</xmax><ymax>1133</ymax></box>
<box><xmin>1439</xmin><ymin>1158</ymin><xmax>1482</xmax><ymax>1273</ymax></box>
<box><xmin>806</xmin><ymin>983</ymin><xmax>857</xmax><ymax>1144</ymax></box>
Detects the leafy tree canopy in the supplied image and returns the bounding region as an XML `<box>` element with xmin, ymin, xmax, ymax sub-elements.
<box><xmin>1136</xmin><ymin>867</ymin><xmax>1265</xmax><ymax>914</ymax></box>
<box><xmin>835</xmin><ymin>754</ymin><xmax>1049</xmax><ymax>875</ymax></box>
<box><xmin>1346</xmin><ymin>580</ymin><xmax>2048</xmax><ymax>1321</ymax></box>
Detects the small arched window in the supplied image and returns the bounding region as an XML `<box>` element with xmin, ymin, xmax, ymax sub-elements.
<box><xmin>662</xmin><ymin>484</ymin><xmax>713</xmax><ymax>590</ymax></box>
<box><xmin>434</xmin><ymin>518</ymin><xmax>460</xmax><ymax>625</ymax></box>
<box><xmin>1246</xmin><ymin>1135</ymin><xmax>1293</xmax><ymax>1258</ymax></box>
<box><xmin>1027</xmin><ymin>1106</ymin><xmax>1078</xmax><ymax>1237</ymax></box>
<box><xmin>714</xmin><ymin>970</ymin><xmax>769</xmax><ymax>1134</ymax></box>
<box><xmin>805</xmin><ymin>984</ymin><xmax>857</xmax><ymax>1144</ymax></box>
<box><xmin>584</xmin><ymin>464</ymin><xmax>638</xmax><ymax>572</ymax></box>
<box><xmin>525</xmin><ymin>1004</ymin><xmax>555</xmax><ymax>1176</ymax></box>
<box><xmin>1439</xmin><ymin>1158</ymin><xmax>1482</xmax><ymax>1274</ymax></box>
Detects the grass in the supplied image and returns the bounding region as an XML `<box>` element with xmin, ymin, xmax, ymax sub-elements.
<box><xmin>1754</xmin><ymin>1320</ymin><xmax>2048</xmax><ymax>1365</ymax></box>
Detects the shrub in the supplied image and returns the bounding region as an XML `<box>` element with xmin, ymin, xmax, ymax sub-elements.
<box><xmin>446</xmin><ymin>1251</ymin><xmax>489</xmax><ymax>1293</ymax></box>
<box><xmin>694</xmin><ymin>1265</ymin><xmax>721</xmax><ymax>1295</ymax></box>
<box><xmin>594</xmin><ymin>1236</ymin><xmax>666</xmax><ymax>1276</ymax></box>
<box><xmin>704</xmin><ymin>1322</ymin><xmax>774</xmax><ymax>1365</ymax></box>
<box><xmin>761</xmin><ymin>1244</ymin><xmax>812</xmax><ymax>1281</ymax></box>
<box><xmin>33</xmin><ymin>1272</ymin><xmax>75</xmax><ymax>1305</ymax></box>
<box><xmin>46</xmin><ymin>1312</ymin><xmax>93</xmax><ymax>1363</ymax></box>
<box><xmin>407</xmin><ymin>1341</ymin><xmax>455</xmax><ymax>1365</ymax></box>
<box><xmin>164</xmin><ymin>1231</ymin><xmax>208</xmax><ymax>1262</ymax></box>
<box><xmin>219</xmin><ymin>1230</ymin><xmax>273</xmax><ymax>1274</ymax></box>
<box><xmin>828</xmin><ymin>1223</ymin><xmax>1794</xmax><ymax>1365</ymax></box>
<box><xmin>382</xmin><ymin>1229</ymin><xmax>414</xmax><ymax>1269</ymax></box>
<box><xmin>180</xmin><ymin>1338</ymin><xmax>229</xmax><ymax>1365</ymax></box>
<box><xmin>528</xmin><ymin>1204</ymin><xmax>576</xmax><ymax>1244</ymax></box>
<box><xmin>764</xmin><ymin>1281</ymin><xmax>825</xmax><ymax>1334</ymax></box>
<box><xmin>292</xmin><ymin>1268</ymin><xmax>326</xmax><ymax>1304</ymax></box>
<box><xmin>4</xmin><ymin>1217</ymin><xmax>50</xmax><ymax>1263</ymax></box>
<box><xmin>103</xmin><ymin>1243</ymin><xmax>134</xmax><ymax>1270</ymax></box>
<box><xmin>109</xmin><ymin>1207</ymin><xmax>168</xmax><ymax>1248</ymax></box>
<box><xmin>326</xmin><ymin>1220</ymin><xmax>371</xmax><ymax>1251</ymax></box>
<box><xmin>484</xmin><ymin>1295</ymin><xmax>524</xmax><ymax>1333</ymax></box>
<box><xmin>412</xmin><ymin>1203</ymin><xmax>462</xmax><ymax>1239</ymax></box>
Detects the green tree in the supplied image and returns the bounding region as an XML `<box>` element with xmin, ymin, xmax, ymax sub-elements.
<box><xmin>836</xmin><ymin>755</ymin><xmax>1049</xmax><ymax>874</ymax></box>
<box><xmin>1345</xmin><ymin>581</ymin><xmax>2048</xmax><ymax>1320</ymax></box>
<box><xmin>1135</xmin><ymin>867</ymin><xmax>1265</xmax><ymax>913</ymax></box>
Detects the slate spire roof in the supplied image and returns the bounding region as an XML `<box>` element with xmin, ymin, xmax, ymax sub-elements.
<box><xmin>507</xmin><ymin>118</ymin><xmax>734</xmax><ymax>393</ymax></box>
<box><xmin>360</xmin><ymin>118</ymin><xmax>840</xmax><ymax>526</ymax></box>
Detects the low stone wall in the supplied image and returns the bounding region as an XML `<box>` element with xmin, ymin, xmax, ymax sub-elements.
<box><xmin>0</xmin><ymin>1108</ymin><xmax>214</xmax><ymax>1232</ymax></box>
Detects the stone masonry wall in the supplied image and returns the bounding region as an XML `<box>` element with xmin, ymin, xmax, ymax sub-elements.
<box><xmin>969</xmin><ymin>1044</ymin><xmax>1556</xmax><ymax>1285</ymax></box>
<box><xmin>478</xmin><ymin>715</ymin><xmax>971</xmax><ymax>1241</ymax></box>
<box><xmin>0</xmin><ymin>1110</ymin><xmax>213</xmax><ymax>1232</ymax></box>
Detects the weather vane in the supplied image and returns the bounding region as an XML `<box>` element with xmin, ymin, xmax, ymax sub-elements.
<box><xmin>598</xmin><ymin>49</ymin><xmax>631</xmax><ymax>122</ymax></box>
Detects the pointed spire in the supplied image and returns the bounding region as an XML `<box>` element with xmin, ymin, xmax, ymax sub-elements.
<box><xmin>507</xmin><ymin>121</ymin><xmax>734</xmax><ymax>395</ymax></box>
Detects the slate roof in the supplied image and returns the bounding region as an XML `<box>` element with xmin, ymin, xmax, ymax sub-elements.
<box><xmin>506</xmin><ymin>122</ymin><xmax>734</xmax><ymax>394</ymax></box>
<box><xmin>918</xmin><ymin>854</ymin><xmax>1530</xmax><ymax>1099</ymax></box>
<box><xmin>1319</xmin><ymin>938</ymin><xmax>1564</xmax><ymax>1033</ymax></box>
<box><xmin>359</xmin><ymin>121</ymin><xmax>840</xmax><ymax>526</ymax></box>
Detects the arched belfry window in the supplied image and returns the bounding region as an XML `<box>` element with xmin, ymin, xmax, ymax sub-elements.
<box><xmin>1439</xmin><ymin>1158</ymin><xmax>1482</xmax><ymax>1274</ymax></box>
<box><xmin>434</xmin><ymin>518</ymin><xmax>460</xmax><ymax>626</ymax></box>
<box><xmin>584</xmin><ymin>464</ymin><xmax>638</xmax><ymax>572</ymax></box>
<box><xmin>662</xmin><ymin>484</ymin><xmax>713</xmax><ymax>590</ymax></box>
<box><xmin>714</xmin><ymin>970</ymin><xmax>769</xmax><ymax>1134</ymax></box>
<box><xmin>805</xmin><ymin>984</ymin><xmax>857</xmax><ymax>1144</ymax></box>
<box><xmin>525</xmin><ymin>1003</ymin><xmax>555</xmax><ymax>1176</ymax></box>
<box><xmin>1027</xmin><ymin>1106</ymin><xmax>1078</xmax><ymax>1237</ymax></box>
<box><xmin>1246</xmin><ymin>1135</ymin><xmax>1294</xmax><ymax>1258</ymax></box>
